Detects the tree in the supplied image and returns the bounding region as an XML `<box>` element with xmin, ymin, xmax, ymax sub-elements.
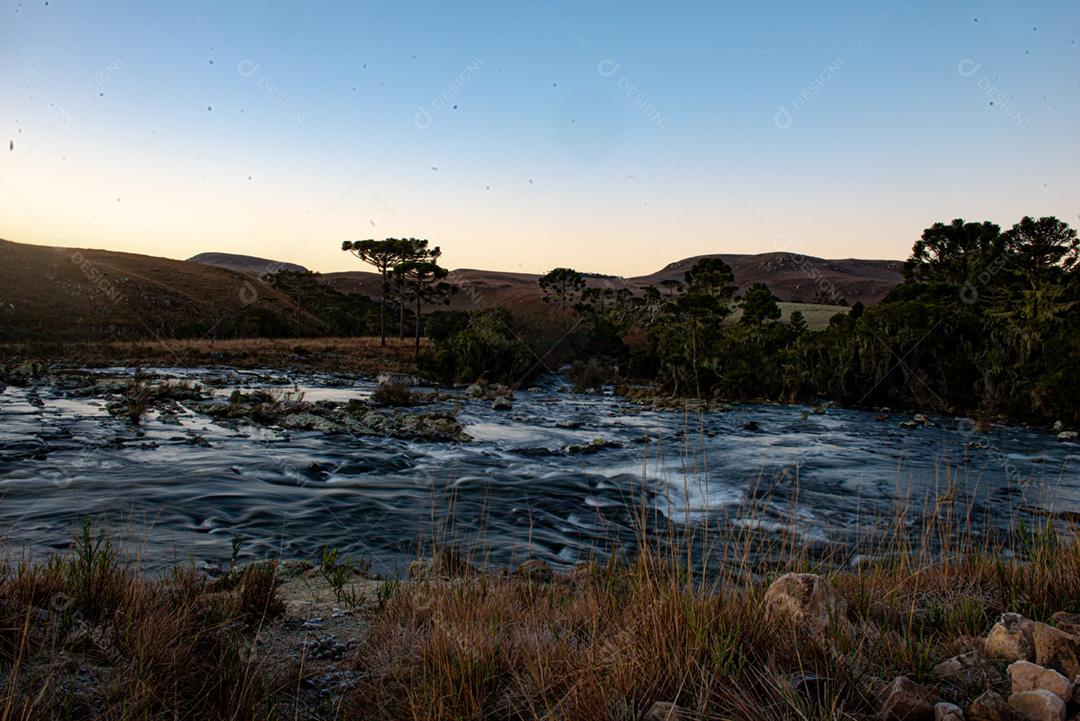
<box><xmin>988</xmin><ymin>217</ymin><xmax>1078</xmax><ymax>362</ymax></box>
<box><xmin>538</xmin><ymin>268</ymin><xmax>585</xmax><ymax>309</ymax></box>
<box><xmin>739</xmin><ymin>282</ymin><xmax>781</xmax><ymax>326</ymax></box>
<box><xmin>391</xmin><ymin>239</ymin><xmax>439</xmax><ymax>339</ymax></box>
<box><xmin>684</xmin><ymin>257</ymin><xmax>736</xmax><ymax>300</ymax></box>
<box><xmin>659</xmin><ymin>279</ymin><xmax>684</xmax><ymax>297</ymax></box>
<box><xmin>1002</xmin><ymin>216</ymin><xmax>1079</xmax><ymax>282</ymax></box>
<box><xmin>902</xmin><ymin>219</ymin><xmax>1003</xmax><ymax>284</ymax></box>
<box><xmin>394</xmin><ymin>257</ymin><xmax>454</xmax><ymax>359</ymax></box>
<box><xmin>341</xmin><ymin>238</ymin><xmax>414</xmax><ymax>346</ymax></box>
<box><xmin>788</xmin><ymin>309</ymin><xmax>808</xmax><ymax>335</ymax></box>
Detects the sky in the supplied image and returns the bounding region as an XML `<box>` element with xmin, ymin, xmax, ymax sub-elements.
<box><xmin>1</xmin><ymin>1</ymin><xmax>1078</xmax><ymax>276</ymax></box>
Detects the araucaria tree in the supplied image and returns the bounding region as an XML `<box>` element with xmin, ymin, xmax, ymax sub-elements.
<box><xmin>393</xmin><ymin>245</ymin><xmax>454</xmax><ymax>358</ymax></box>
<box><xmin>341</xmin><ymin>238</ymin><xmax>414</xmax><ymax>346</ymax></box>
<box><xmin>739</xmin><ymin>283</ymin><xmax>781</xmax><ymax>326</ymax></box>
<box><xmin>538</xmin><ymin>268</ymin><xmax>586</xmax><ymax>310</ymax></box>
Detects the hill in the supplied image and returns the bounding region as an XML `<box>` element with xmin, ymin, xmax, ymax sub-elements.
<box><xmin>0</xmin><ymin>240</ymin><xmax>902</xmax><ymax>341</ymax></box>
<box><xmin>0</xmin><ymin>239</ymin><xmax>320</xmax><ymax>341</ymax></box>
<box><xmin>188</xmin><ymin>252</ymin><xmax>308</xmax><ymax>275</ymax></box>
<box><xmin>325</xmin><ymin>252</ymin><xmax>902</xmax><ymax>310</ymax></box>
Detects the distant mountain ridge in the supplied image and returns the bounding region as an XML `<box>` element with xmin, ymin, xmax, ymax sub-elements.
<box><xmin>0</xmin><ymin>239</ymin><xmax>904</xmax><ymax>341</ymax></box>
<box><xmin>319</xmin><ymin>252</ymin><xmax>903</xmax><ymax>309</ymax></box>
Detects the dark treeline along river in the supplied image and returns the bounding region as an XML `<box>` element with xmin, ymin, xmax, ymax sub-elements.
<box><xmin>1</xmin><ymin>367</ymin><xmax>1077</xmax><ymax>575</ymax></box>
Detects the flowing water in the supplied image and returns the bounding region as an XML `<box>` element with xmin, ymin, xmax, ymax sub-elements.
<box><xmin>1</xmin><ymin>367</ymin><xmax>1077</xmax><ymax>574</ymax></box>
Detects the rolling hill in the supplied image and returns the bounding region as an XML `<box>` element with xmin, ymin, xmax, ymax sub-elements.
<box><xmin>2</xmin><ymin>239</ymin><xmax>903</xmax><ymax>341</ymax></box>
<box><xmin>0</xmin><ymin>239</ymin><xmax>321</xmax><ymax>341</ymax></box>
<box><xmin>319</xmin><ymin>253</ymin><xmax>902</xmax><ymax>310</ymax></box>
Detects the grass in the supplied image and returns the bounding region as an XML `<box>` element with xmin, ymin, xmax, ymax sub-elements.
<box><xmin>0</xmin><ymin>336</ymin><xmax>427</xmax><ymax>375</ymax></box>
<box><xmin>2</xmin><ymin>493</ymin><xmax>1078</xmax><ymax>720</ymax></box>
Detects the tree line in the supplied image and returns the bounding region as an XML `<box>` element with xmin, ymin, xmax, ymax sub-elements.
<box><xmin>335</xmin><ymin>217</ymin><xmax>1077</xmax><ymax>423</ymax></box>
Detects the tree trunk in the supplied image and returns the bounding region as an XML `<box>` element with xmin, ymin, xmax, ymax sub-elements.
<box><xmin>379</xmin><ymin>273</ymin><xmax>387</xmax><ymax>347</ymax></box>
<box><xmin>414</xmin><ymin>294</ymin><xmax>422</xmax><ymax>360</ymax></box>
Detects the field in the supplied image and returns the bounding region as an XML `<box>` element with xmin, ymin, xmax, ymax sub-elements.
<box><xmin>0</xmin><ymin>337</ymin><xmax>426</xmax><ymax>375</ymax></box>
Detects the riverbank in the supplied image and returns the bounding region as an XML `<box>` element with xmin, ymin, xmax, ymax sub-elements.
<box><xmin>3</xmin><ymin>339</ymin><xmax>1074</xmax><ymax>433</ymax></box>
<box><xmin>0</xmin><ymin>337</ymin><xmax>426</xmax><ymax>376</ymax></box>
<box><xmin>3</xmin><ymin>526</ymin><xmax>1080</xmax><ymax>720</ymax></box>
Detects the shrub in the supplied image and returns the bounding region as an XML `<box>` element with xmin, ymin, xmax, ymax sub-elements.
<box><xmin>372</xmin><ymin>382</ymin><xmax>416</xmax><ymax>406</ymax></box>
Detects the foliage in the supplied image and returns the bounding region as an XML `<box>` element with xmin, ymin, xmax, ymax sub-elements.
<box><xmin>267</xmin><ymin>270</ymin><xmax>380</xmax><ymax>336</ymax></box>
<box><xmin>342</xmin><ymin>237</ymin><xmax>432</xmax><ymax>345</ymax></box>
<box><xmin>538</xmin><ymin>267</ymin><xmax>586</xmax><ymax>309</ymax></box>
<box><xmin>371</xmin><ymin>382</ymin><xmax>417</xmax><ymax>407</ymax></box>
<box><xmin>623</xmin><ymin>216</ymin><xmax>1079</xmax><ymax>423</ymax></box>
<box><xmin>421</xmin><ymin>307</ymin><xmax>538</xmax><ymax>384</ymax></box>
<box><xmin>739</xmin><ymin>282</ymin><xmax>781</xmax><ymax>326</ymax></box>
<box><xmin>393</xmin><ymin>249</ymin><xmax>455</xmax><ymax>358</ymax></box>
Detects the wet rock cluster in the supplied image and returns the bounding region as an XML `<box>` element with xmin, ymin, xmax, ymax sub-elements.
<box><xmin>194</xmin><ymin>391</ymin><xmax>471</xmax><ymax>443</ymax></box>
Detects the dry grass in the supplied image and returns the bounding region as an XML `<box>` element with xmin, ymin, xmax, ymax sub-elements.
<box><xmin>0</xmin><ymin>336</ymin><xmax>426</xmax><ymax>375</ymax></box>
<box><xmin>2</xmin><ymin>498</ymin><xmax>1078</xmax><ymax>720</ymax></box>
<box><xmin>344</xmin><ymin>525</ymin><xmax>1080</xmax><ymax>721</ymax></box>
<box><xmin>0</xmin><ymin>522</ymin><xmax>290</xmax><ymax>721</ymax></box>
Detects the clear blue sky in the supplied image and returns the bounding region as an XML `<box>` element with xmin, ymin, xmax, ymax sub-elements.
<box><xmin>2</xmin><ymin>0</ymin><xmax>1077</xmax><ymax>275</ymax></box>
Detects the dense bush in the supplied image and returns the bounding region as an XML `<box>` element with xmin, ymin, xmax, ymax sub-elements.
<box><xmin>627</xmin><ymin>215</ymin><xmax>1080</xmax><ymax>423</ymax></box>
<box><xmin>420</xmin><ymin>308</ymin><xmax>539</xmax><ymax>384</ymax></box>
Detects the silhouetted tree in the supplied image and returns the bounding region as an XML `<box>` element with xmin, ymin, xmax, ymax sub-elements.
<box><xmin>902</xmin><ymin>219</ymin><xmax>1003</xmax><ymax>283</ymax></box>
<box><xmin>659</xmin><ymin>279</ymin><xmax>684</xmax><ymax>297</ymax></box>
<box><xmin>788</xmin><ymin>309</ymin><xmax>808</xmax><ymax>335</ymax></box>
<box><xmin>538</xmin><ymin>268</ymin><xmax>586</xmax><ymax>309</ymax></box>
<box><xmin>394</xmin><ymin>256</ymin><xmax>454</xmax><ymax>359</ymax></box>
<box><xmin>739</xmin><ymin>282</ymin><xmax>781</xmax><ymax>326</ymax></box>
<box><xmin>684</xmin><ymin>257</ymin><xmax>736</xmax><ymax>300</ymax></box>
<box><xmin>342</xmin><ymin>238</ymin><xmax>415</xmax><ymax>345</ymax></box>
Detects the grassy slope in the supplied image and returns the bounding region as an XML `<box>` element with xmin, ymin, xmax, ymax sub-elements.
<box><xmin>0</xmin><ymin>239</ymin><xmax>319</xmax><ymax>341</ymax></box>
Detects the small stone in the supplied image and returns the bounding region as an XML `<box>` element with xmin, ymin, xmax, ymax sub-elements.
<box><xmin>987</xmin><ymin>613</ymin><xmax>1036</xmax><ymax>663</ymax></box>
<box><xmin>966</xmin><ymin>690</ymin><xmax>1018</xmax><ymax>721</ymax></box>
<box><xmin>1052</xmin><ymin>420</ymin><xmax>1064</xmax><ymax>432</ymax></box>
<box><xmin>880</xmin><ymin>676</ymin><xmax>939</xmax><ymax>721</ymax></box>
<box><xmin>1058</xmin><ymin>431</ymin><xmax>1078</xmax><ymax>442</ymax></box>
<box><xmin>491</xmin><ymin>397</ymin><xmax>512</xmax><ymax>411</ymax></box>
<box><xmin>1007</xmin><ymin>661</ymin><xmax>1073</xmax><ymax>702</ymax></box>
<box><xmin>935</xmin><ymin>701</ymin><xmax>964</xmax><ymax>721</ymax></box>
<box><xmin>763</xmin><ymin>573</ymin><xmax>849</xmax><ymax>641</ymax></box>
<box><xmin>1007</xmin><ymin>689</ymin><xmax>1065</xmax><ymax>721</ymax></box>
<box><xmin>914</xmin><ymin>413</ymin><xmax>930</xmax><ymax>424</ymax></box>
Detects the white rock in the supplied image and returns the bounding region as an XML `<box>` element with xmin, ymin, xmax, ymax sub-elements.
<box><xmin>763</xmin><ymin>573</ymin><xmax>848</xmax><ymax>640</ymax></box>
<box><xmin>934</xmin><ymin>701</ymin><xmax>964</xmax><ymax>721</ymax></box>
<box><xmin>1007</xmin><ymin>689</ymin><xmax>1065</xmax><ymax>721</ymax></box>
<box><xmin>987</xmin><ymin>613</ymin><xmax>1035</xmax><ymax>663</ymax></box>
<box><xmin>1007</xmin><ymin>661</ymin><xmax>1073</xmax><ymax>702</ymax></box>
